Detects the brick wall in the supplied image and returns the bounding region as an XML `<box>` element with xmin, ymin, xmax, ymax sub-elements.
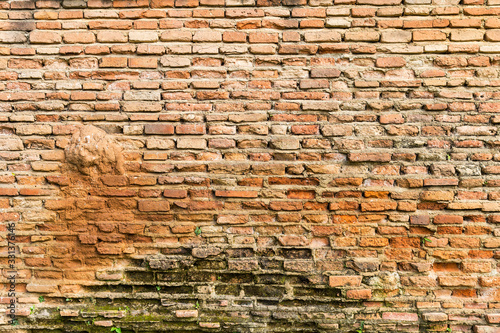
<box><xmin>1</xmin><ymin>0</ymin><xmax>500</xmax><ymax>331</ymax></box>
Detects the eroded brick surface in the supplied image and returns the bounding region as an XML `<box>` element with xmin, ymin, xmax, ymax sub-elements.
<box><xmin>0</xmin><ymin>0</ymin><xmax>499</xmax><ymax>332</ymax></box>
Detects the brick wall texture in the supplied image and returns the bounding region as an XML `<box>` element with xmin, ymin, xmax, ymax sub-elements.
<box><xmin>0</xmin><ymin>0</ymin><xmax>500</xmax><ymax>331</ymax></box>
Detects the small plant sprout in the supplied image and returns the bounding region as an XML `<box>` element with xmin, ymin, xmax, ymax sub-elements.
<box><xmin>111</xmin><ymin>327</ymin><xmax>122</xmax><ymax>333</ymax></box>
<box><xmin>38</xmin><ymin>296</ymin><xmax>45</xmax><ymax>303</ymax></box>
<box><xmin>30</xmin><ymin>305</ymin><xmax>35</xmax><ymax>315</ymax></box>
<box><xmin>446</xmin><ymin>328</ymin><xmax>452</xmax><ymax>332</ymax></box>
<box><xmin>356</xmin><ymin>320</ymin><xmax>365</xmax><ymax>333</ymax></box>
<box><xmin>156</xmin><ymin>286</ymin><xmax>161</xmax><ymax>291</ymax></box>
<box><xmin>194</xmin><ymin>226</ymin><xmax>202</xmax><ymax>236</ymax></box>
<box><xmin>195</xmin><ymin>300</ymin><xmax>200</xmax><ymax>309</ymax></box>
<box><xmin>421</xmin><ymin>237</ymin><xmax>432</xmax><ymax>245</ymax></box>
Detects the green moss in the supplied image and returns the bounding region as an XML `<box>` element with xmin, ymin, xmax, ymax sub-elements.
<box><xmin>120</xmin><ymin>314</ymin><xmax>162</xmax><ymax>322</ymax></box>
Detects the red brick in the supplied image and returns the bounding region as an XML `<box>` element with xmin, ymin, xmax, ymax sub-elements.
<box><xmin>138</xmin><ymin>200</ymin><xmax>170</xmax><ymax>212</ymax></box>
<box><xmin>176</xmin><ymin>124</ymin><xmax>205</xmax><ymax>135</ymax></box>
<box><xmin>63</xmin><ymin>32</ymin><xmax>96</xmax><ymax>44</ymax></box>
<box><xmin>144</xmin><ymin>124</ymin><xmax>175</xmax><ymax>135</ymax></box>
<box><xmin>128</xmin><ymin>57</ymin><xmax>157</xmax><ymax>68</ymax></box>
<box><xmin>413</xmin><ymin>30</ymin><xmax>446</xmax><ymax>41</ymax></box>
<box><xmin>346</xmin><ymin>289</ymin><xmax>372</xmax><ymax>299</ymax></box>
<box><xmin>215</xmin><ymin>190</ymin><xmax>258</xmax><ymax>198</ymax></box>
<box><xmin>433</xmin><ymin>215</ymin><xmax>463</xmax><ymax>224</ymax></box>
<box><xmin>100</xmin><ymin>57</ymin><xmax>128</xmax><ymax>68</ymax></box>
<box><xmin>382</xmin><ymin>312</ymin><xmax>419</xmax><ymax>321</ymax></box>
<box><xmin>376</xmin><ymin>57</ymin><xmax>406</xmax><ymax>68</ymax></box>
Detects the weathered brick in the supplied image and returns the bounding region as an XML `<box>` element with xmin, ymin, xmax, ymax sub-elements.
<box><xmin>96</xmin><ymin>31</ymin><xmax>128</xmax><ymax>43</ymax></box>
<box><xmin>382</xmin><ymin>312</ymin><xmax>419</xmax><ymax>321</ymax></box>
<box><xmin>420</xmin><ymin>191</ymin><xmax>455</xmax><ymax>202</ymax></box>
<box><xmin>193</xmin><ymin>30</ymin><xmax>222</xmax><ymax>42</ymax></box>
<box><xmin>138</xmin><ymin>200</ymin><xmax>170</xmax><ymax>212</ymax></box>
<box><xmin>422</xmin><ymin>313</ymin><xmax>448</xmax><ymax>322</ymax></box>
<box><xmin>450</xmin><ymin>29</ymin><xmax>484</xmax><ymax>41</ymax></box>
<box><xmin>413</xmin><ymin>30</ymin><xmax>446</xmax><ymax>41</ymax></box>
<box><xmin>0</xmin><ymin>31</ymin><xmax>27</xmax><ymax>43</ymax></box>
<box><xmin>345</xmin><ymin>31</ymin><xmax>380</xmax><ymax>42</ymax></box>
<box><xmin>376</xmin><ymin>57</ymin><xmax>406</xmax><ymax>68</ymax></box>
<box><xmin>381</xmin><ymin>30</ymin><xmax>412</xmax><ymax>43</ymax></box>
<box><xmin>310</xmin><ymin>68</ymin><xmax>341</xmax><ymax>78</ymax></box>
<box><xmin>30</xmin><ymin>31</ymin><xmax>61</xmax><ymax>44</ymax></box>
<box><xmin>177</xmin><ymin>138</ymin><xmax>207</xmax><ymax>149</ymax></box>
<box><xmin>304</xmin><ymin>31</ymin><xmax>341</xmax><ymax>42</ymax></box>
<box><xmin>63</xmin><ymin>31</ymin><xmax>96</xmax><ymax>44</ymax></box>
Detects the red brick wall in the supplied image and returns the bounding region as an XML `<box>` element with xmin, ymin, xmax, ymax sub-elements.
<box><xmin>1</xmin><ymin>0</ymin><xmax>500</xmax><ymax>331</ymax></box>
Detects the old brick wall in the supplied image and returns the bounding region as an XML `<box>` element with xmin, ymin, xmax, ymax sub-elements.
<box><xmin>0</xmin><ymin>0</ymin><xmax>500</xmax><ymax>331</ymax></box>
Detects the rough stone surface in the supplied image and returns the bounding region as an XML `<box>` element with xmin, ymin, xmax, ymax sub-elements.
<box><xmin>65</xmin><ymin>125</ymin><xmax>125</xmax><ymax>175</ymax></box>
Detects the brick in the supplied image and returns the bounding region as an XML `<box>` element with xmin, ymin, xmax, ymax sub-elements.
<box><xmin>97</xmin><ymin>31</ymin><xmax>129</xmax><ymax>43</ymax></box>
<box><xmin>376</xmin><ymin>57</ymin><xmax>406</xmax><ymax>68</ymax></box>
<box><xmin>144</xmin><ymin>124</ymin><xmax>174</xmax><ymax>135</ymax></box>
<box><xmin>380</xmin><ymin>114</ymin><xmax>404</xmax><ymax>124</ymax></box>
<box><xmin>433</xmin><ymin>215</ymin><xmax>463</xmax><ymax>224</ymax></box>
<box><xmin>474</xmin><ymin>326</ymin><xmax>500</xmax><ymax>333</ymax></box>
<box><xmin>63</xmin><ymin>31</ymin><xmax>96</xmax><ymax>44</ymax></box>
<box><xmin>249</xmin><ymin>32</ymin><xmax>279</xmax><ymax>43</ymax></box>
<box><xmin>381</xmin><ymin>30</ymin><xmax>412</xmax><ymax>43</ymax></box>
<box><xmin>129</xmin><ymin>31</ymin><xmax>158</xmax><ymax>42</ymax></box>
<box><xmin>485</xmin><ymin>30</ymin><xmax>500</xmax><ymax>41</ymax></box>
<box><xmin>450</xmin><ymin>29</ymin><xmax>484</xmax><ymax>41</ymax></box>
<box><xmin>177</xmin><ymin>138</ymin><xmax>207</xmax><ymax>149</ymax></box>
<box><xmin>291</xmin><ymin>8</ymin><xmax>325</xmax><ymax>17</ymax></box>
<box><xmin>310</xmin><ymin>68</ymin><xmax>341</xmax><ymax>78</ymax></box>
<box><xmin>138</xmin><ymin>200</ymin><xmax>170</xmax><ymax>212</ymax></box>
<box><xmin>128</xmin><ymin>57</ymin><xmax>157</xmax><ymax>68</ymax></box>
<box><xmin>29</xmin><ymin>31</ymin><xmax>61</xmax><ymax>44</ymax></box>
<box><xmin>215</xmin><ymin>190</ymin><xmax>258</xmax><ymax>198</ymax></box>
<box><xmin>486</xmin><ymin>314</ymin><xmax>500</xmax><ymax>324</ymax></box>
<box><xmin>99</xmin><ymin>57</ymin><xmax>128</xmax><ymax>68</ymax></box>
<box><xmin>413</xmin><ymin>30</ymin><xmax>446</xmax><ymax>41</ymax></box>
<box><xmin>175</xmin><ymin>310</ymin><xmax>198</xmax><ymax>318</ymax></box>
<box><xmin>346</xmin><ymin>289</ymin><xmax>372</xmax><ymax>299</ymax></box>
<box><xmin>438</xmin><ymin>276</ymin><xmax>477</xmax><ymax>287</ymax></box>
<box><xmin>304</xmin><ymin>31</ymin><xmax>341</xmax><ymax>42</ymax></box>
<box><xmin>382</xmin><ymin>312</ymin><xmax>419</xmax><ymax>321</ymax></box>
<box><xmin>0</xmin><ymin>31</ymin><xmax>27</xmax><ymax>43</ymax></box>
<box><xmin>420</xmin><ymin>191</ymin><xmax>454</xmax><ymax>202</ymax></box>
<box><xmin>329</xmin><ymin>276</ymin><xmax>362</xmax><ymax>287</ymax></box>
<box><xmin>271</xmin><ymin>138</ymin><xmax>300</xmax><ymax>150</ymax></box>
<box><xmin>422</xmin><ymin>313</ymin><xmax>448</xmax><ymax>322</ymax></box>
<box><xmin>193</xmin><ymin>30</ymin><xmax>222</xmax><ymax>42</ymax></box>
<box><xmin>176</xmin><ymin>124</ymin><xmax>205</xmax><ymax>135</ymax></box>
<box><xmin>223</xmin><ymin>31</ymin><xmax>246</xmax><ymax>43</ymax></box>
<box><xmin>163</xmin><ymin>189</ymin><xmax>187</xmax><ymax>198</ymax></box>
<box><xmin>345</xmin><ymin>31</ymin><xmax>380</xmax><ymax>42</ymax></box>
<box><xmin>349</xmin><ymin>153</ymin><xmax>391</xmax><ymax>162</ymax></box>
<box><xmin>160</xmin><ymin>31</ymin><xmax>192</xmax><ymax>42</ymax></box>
